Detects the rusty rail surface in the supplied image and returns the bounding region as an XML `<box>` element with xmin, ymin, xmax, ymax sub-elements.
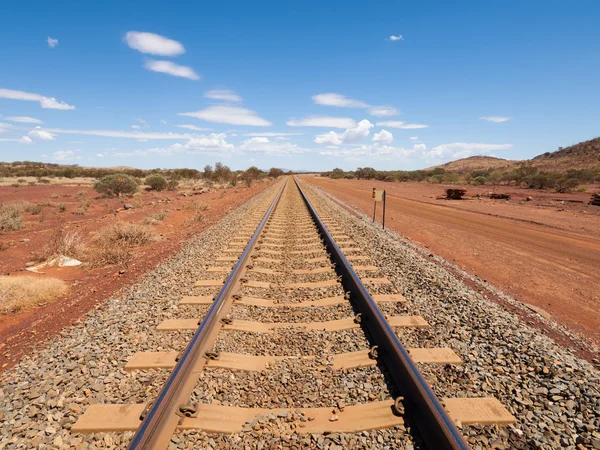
<box><xmin>128</xmin><ymin>179</ymin><xmax>287</xmax><ymax>450</ymax></box>
<box><xmin>294</xmin><ymin>177</ymin><xmax>470</xmax><ymax>450</ymax></box>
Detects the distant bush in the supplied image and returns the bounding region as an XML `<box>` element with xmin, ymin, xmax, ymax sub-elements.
<box><xmin>37</xmin><ymin>178</ymin><xmax>51</xmax><ymax>184</ymax></box>
<box><xmin>329</xmin><ymin>168</ymin><xmax>345</xmax><ymax>179</ymax></box>
<box><xmin>94</xmin><ymin>173</ymin><xmax>139</xmax><ymax>197</ymax></box>
<box><xmin>167</xmin><ymin>179</ymin><xmax>179</xmax><ymax>191</ymax></box>
<box><xmin>268</xmin><ymin>168</ymin><xmax>284</xmax><ymax>178</ymax></box>
<box><xmin>145</xmin><ymin>173</ymin><xmax>168</xmax><ymax>191</ymax></box>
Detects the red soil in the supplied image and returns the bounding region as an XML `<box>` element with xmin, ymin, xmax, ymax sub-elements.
<box><xmin>305</xmin><ymin>176</ymin><xmax>600</xmax><ymax>358</ymax></box>
<box><xmin>0</xmin><ymin>182</ymin><xmax>271</xmax><ymax>373</ymax></box>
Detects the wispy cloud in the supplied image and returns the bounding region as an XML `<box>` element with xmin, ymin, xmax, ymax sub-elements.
<box><xmin>409</xmin><ymin>136</ymin><xmax>419</xmax><ymax>141</ymax></box>
<box><xmin>5</xmin><ymin>116</ymin><xmax>43</xmax><ymax>124</ymax></box>
<box><xmin>240</xmin><ymin>137</ymin><xmax>310</xmax><ymax>155</ymax></box>
<box><xmin>205</xmin><ymin>89</ymin><xmax>242</xmax><ymax>103</ymax></box>
<box><xmin>243</xmin><ymin>132</ymin><xmax>302</xmax><ymax>137</ymax></box>
<box><xmin>176</xmin><ymin>124</ymin><xmax>212</xmax><ymax>131</ymax></box>
<box><xmin>314</xmin><ymin>120</ymin><xmax>374</xmax><ymax>145</ymax></box>
<box><xmin>388</xmin><ymin>35</ymin><xmax>403</xmax><ymax>41</ymax></box>
<box><xmin>376</xmin><ymin>120</ymin><xmax>429</xmax><ymax>129</ymax></box>
<box><xmin>124</xmin><ymin>31</ymin><xmax>185</xmax><ymax>56</ymax></box>
<box><xmin>479</xmin><ymin>116</ymin><xmax>511</xmax><ymax>123</ymax></box>
<box><xmin>0</xmin><ymin>136</ymin><xmax>32</xmax><ymax>144</ymax></box>
<box><xmin>144</xmin><ymin>60</ymin><xmax>200</xmax><ymax>80</ymax></box>
<box><xmin>312</xmin><ymin>92</ymin><xmax>398</xmax><ymax>117</ymax></box>
<box><xmin>47</xmin><ymin>37</ymin><xmax>59</xmax><ymax>48</ymax></box>
<box><xmin>41</xmin><ymin>128</ymin><xmax>193</xmax><ymax>139</ymax></box>
<box><xmin>179</xmin><ymin>105</ymin><xmax>271</xmax><ymax>126</ymax></box>
<box><xmin>320</xmin><ymin>143</ymin><xmax>417</xmax><ymax>160</ymax></box>
<box><xmin>111</xmin><ymin>133</ymin><xmax>234</xmax><ymax>157</ymax></box>
<box><xmin>0</xmin><ymin>88</ymin><xmax>75</xmax><ymax>110</ymax></box>
<box><xmin>52</xmin><ymin>150</ymin><xmax>79</xmax><ymax>161</ymax></box>
<box><xmin>286</xmin><ymin>116</ymin><xmax>356</xmax><ymax>129</ymax></box>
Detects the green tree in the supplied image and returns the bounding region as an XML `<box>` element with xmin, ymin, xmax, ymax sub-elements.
<box><xmin>94</xmin><ymin>173</ymin><xmax>139</xmax><ymax>197</ymax></box>
<box><xmin>145</xmin><ymin>173</ymin><xmax>168</xmax><ymax>191</ymax></box>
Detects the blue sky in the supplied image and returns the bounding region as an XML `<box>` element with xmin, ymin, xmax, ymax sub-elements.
<box><xmin>1</xmin><ymin>0</ymin><xmax>599</xmax><ymax>171</ymax></box>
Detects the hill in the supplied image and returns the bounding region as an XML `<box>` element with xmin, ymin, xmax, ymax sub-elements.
<box><xmin>428</xmin><ymin>156</ymin><xmax>518</xmax><ymax>172</ymax></box>
<box><xmin>430</xmin><ymin>137</ymin><xmax>600</xmax><ymax>172</ymax></box>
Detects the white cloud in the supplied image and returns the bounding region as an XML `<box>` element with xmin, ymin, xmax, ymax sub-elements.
<box><xmin>47</xmin><ymin>37</ymin><xmax>59</xmax><ymax>48</ymax></box>
<box><xmin>177</xmin><ymin>124</ymin><xmax>212</xmax><ymax>131</ymax></box>
<box><xmin>315</xmin><ymin>119</ymin><xmax>374</xmax><ymax>145</ymax></box>
<box><xmin>131</xmin><ymin>125</ymin><xmax>140</xmax><ymax>129</ymax></box>
<box><xmin>124</xmin><ymin>31</ymin><xmax>185</xmax><ymax>56</ymax></box>
<box><xmin>0</xmin><ymin>88</ymin><xmax>75</xmax><ymax>110</ymax></box>
<box><xmin>320</xmin><ymin>143</ymin><xmax>416</xmax><ymax>160</ymax></box>
<box><xmin>52</xmin><ymin>150</ymin><xmax>78</xmax><ymax>161</ymax></box>
<box><xmin>368</xmin><ymin>106</ymin><xmax>399</xmax><ymax>117</ymax></box>
<box><xmin>313</xmin><ymin>92</ymin><xmax>398</xmax><ymax>117</ymax></box>
<box><xmin>111</xmin><ymin>133</ymin><xmax>234</xmax><ymax>157</ymax></box>
<box><xmin>240</xmin><ymin>137</ymin><xmax>309</xmax><ymax>155</ymax></box>
<box><xmin>372</xmin><ymin>129</ymin><xmax>393</xmax><ymax>144</ymax></box>
<box><xmin>0</xmin><ymin>136</ymin><xmax>32</xmax><ymax>144</ymax></box>
<box><xmin>424</xmin><ymin>142</ymin><xmax>513</xmax><ymax>160</ymax></box>
<box><xmin>243</xmin><ymin>132</ymin><xmax>302</xmax><ymax>137</ymax></box>
<box><xmin>160</xmin><ymin>119</ymin><xmax>167</xmax><ymax>124</ymax></box>
<box><xmin>388</xmin><ymin>35</ymin><xmax>404</xmax><ymax>41</ymax></box>
<box><xmin>286</xmin><ymin>116</ymin><xmax>356</xmax><ymax>129</ymax></box>
<box><xmin>313</xmin><ymin>93</ymin><xmax>369</xmax><ymax>108</ymax></box>
<box><xmin>42</xmin><ymin>128</ymin><xmax>192</xmax><ymax>139</ymax></box>
<box><xmin>29</xmin><ymin>127</ymin><xmax>56</xmax><ymax>141</ymax></box>
<box><xmin>205</xmin><ymin>89</ymin><xmax>242</xmax><ymax>103</ymax></box>
<box><xmin>409</xmin><ymin>136</ymin><xmax>419</xmax><ymax>141</ymax></box>
<box><xmin>5</xmin><ymin>116</ymin><xmax>43</xmax><ymax>124</ymax></box>
<box><xmin>376</xmin><ymin>121</ymin><xmax>429</xmax><ymax>129</ymax></box>
<box><xmin>0</xmin><ymin>123</ymin><xmax>12</xmax><ymax>134</ymax></box>
<box><xmin>144</xmin><ymin>60</ymin><xmax>200</xmax><ymax>80</ymax></box>
<box><xmin>479</xmin><ymin>116</ymin><xmax>511</xmax><ymax>123</ymax></box>
<box><xmin>179</xmin><ymin>105</ymin><xmax>271</xmax><ymax>126</ymax></box>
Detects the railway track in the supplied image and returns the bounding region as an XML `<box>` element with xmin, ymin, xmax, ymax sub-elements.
<box><xmin>72</xmin><ymin>177</ymin><xmax>515</xmax><ymax>449</ymax></box>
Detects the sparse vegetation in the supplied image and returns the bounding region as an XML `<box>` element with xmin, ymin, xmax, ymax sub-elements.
<box><xmin>0</xmin><ymin>276</ymin><xmax>67</xmax><ymax>314</ymax></box>
<box><xmin>94</xmin><ymin>173</ymin><xmax>139</xmax><ymax>197</ymax></box>
<box><xmin>0</xmin><ymin>203</ymin><xmax>25</xmax><ymax>231</ymax></box>
<box><xmin>88</xmin><ymin>221</ymin><xmax>157</xmax><ymax>268</ymax></box>
<box><xmin>144</xmin><ymin>212</ymin><xmax>167</xmax><ymax>225</ymax></box>
<box><xmin>40</xmin><ymin>225</ymin><xmax>85</xmax><ymax>261</ymax></box>
<box><xmin>145</xmin><ymin>173</ymin><xmax>168</xmax><ymax>191</ymax></box>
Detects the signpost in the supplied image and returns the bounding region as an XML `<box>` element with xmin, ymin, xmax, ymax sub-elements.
<box><xmin>372</xmin><ymin>188</ymin><xmax>387</xmax><ymax>229</ymax></box>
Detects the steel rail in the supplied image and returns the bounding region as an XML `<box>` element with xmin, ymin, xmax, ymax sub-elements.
<box><xmin>294</xmin><ymin>177</ymin><xmax>470</xmax><ymax>450</ymax></box>
<box><xmin>128</xmin><ymin>178</ymin><xmax>288</xmax><ymax>450</ymax></box>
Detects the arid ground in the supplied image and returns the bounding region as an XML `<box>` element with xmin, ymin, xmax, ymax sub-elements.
<box><xmin>0</xmin><ymin>180</ymin><xmax>272</xmax><ymax>372</ymax></box>
<box><xmin>305</xmin><ymin>176</ymin><xmax>600</xmax><ymax>353</ymax></box>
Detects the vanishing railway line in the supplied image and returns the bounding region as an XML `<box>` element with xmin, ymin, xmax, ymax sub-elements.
<box><xmin>72</xmin><ymin>177</ymin><xmax>514</xmax><ymax>449</ymax></box>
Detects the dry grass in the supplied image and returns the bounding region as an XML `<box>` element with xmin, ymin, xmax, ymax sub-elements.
<box><xmin>40</xmin><ymin>225</ymin><xmax>85</xmax><ymax>261</ymax></box>
<box><xmin>0</xmin><ymin>276</ymin><xmax>67</xmax><ymax>314</ymax></box>
<box><xmin>143</xmin><ymin>212</ymin><xmax>167</xmax><ymax>225</ymax></box>
<box><xmin>0</xmin><ymin>203</ymin><xmax>25</xmax><ymax>231</ymax></box>
<box><xmin>88</xmin><ymin>221</ymin><xmax>156</xmax><ymax>268</ymax></box>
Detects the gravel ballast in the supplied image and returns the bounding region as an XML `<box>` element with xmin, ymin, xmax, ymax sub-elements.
<box><xmin>0</xmin><ymin>177</ymin><xmax>598</xmax><ymax>450</ymax></box>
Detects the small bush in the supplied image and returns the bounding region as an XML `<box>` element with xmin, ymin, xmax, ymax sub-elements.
<box><xmin>75</xmin><ymin>190</ymin><xmax>88</xmax><ymax>200</ymax></box>
<box><xmin>0</xmin><ymin>203</ymin><xmax>25</xmax><ymax>231</ymax></box>
<box><xmin>51</xmin><ymin>193</ymin><xmax>60</xmax><ymax>198</ymax></box>
<box><xmin>17</xmin><ymin>178</ymin><xmax>27</xmax><ymax>184</ymax></box>
<box><xmin>58</xmin><ymin>203</ymin><xmax>67</xmax><ymax>213</ymax></box>
<box><xmin>38</xmin><ymin>178</ymin><xmax>51</xmax><ymax>184</ymax></box>
<box><xmin>167</xmin><ymin>179</ymin><xmax>179</xmax><ymax>191</ymax></box>
<box><xmin>41</xmin><ymin>226</ymin><xmax>84</xmax><ymax>261</ymax></box>
<box><xmin>143</xmin><ymin>212</ymin><xmax>167</xmax><ymax>225</ymax></box>
<box><xmin>29</xmin><ymin>205</ymin><xmax>43</xmax><ymax>215</ymax></box>
<box><xmin>94</xmin><ymin>173</ymin><xmax>139</xmax><ymax>197</ymax></box>
<box><xmin>145</xmin><ymin>174</ymin><xmax>168</xmax><ymax>191</ymax></box>
<box><xmin>88</xmin><ymin>221</ymin><xmax>156</xmax><ymax>268</ymax></box>
<box><xmin>470</xmin><ymin>176</ymin><xmax>486</xmax><ymax>185</ymax></box>
<box><xmin>0</xmin><ymin>276</ymin><xmax>67</xmax><ymax>314</ymax></box>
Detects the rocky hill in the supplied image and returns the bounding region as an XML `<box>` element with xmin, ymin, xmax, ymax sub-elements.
<box><xmin>430</xmin><ymin>137</ymin><xmax>600</xmax><ymax>172</ymax></box>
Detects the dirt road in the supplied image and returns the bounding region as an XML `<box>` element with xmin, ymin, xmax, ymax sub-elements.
<box><xmin>306</xmin><ymin>176</ymin><xmax>600</xmax><ymax>347</ymax></box>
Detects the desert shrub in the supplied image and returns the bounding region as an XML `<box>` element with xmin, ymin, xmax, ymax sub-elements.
<box><xmin>268</xmin><ymin>168</ymin><xmax>284</xmax><ymax>178</ymax></box>
<box><xmin>88</xmin><ymin>222</ymin><xmax>156</xmax><ymax>267</ymax></box>
<box><xmin>470</xmin><ymin>176</ymin><xmax>486</xmax><ymax>185</ymax></box>
<box><xmin>41</xmin><ymin>226</ymin><xmax>84</xmax><ymax>260</ymax></box>
<box><xmin>144</xmin><ymin>212</ymin><xmax>167</xmax><ymax>225</ymax></box>
<box><xmin>242</xmin><ymin>166</ymin><xmax>261</xmax><ymax>187</ymax></box>
<box><xmin>28</xmin><ymin>182</ymin><xmax>36</xmax><ymax>186</ymax></box>
<box><xmin>329</xmin><ymin>168</ymin><xmax>345</xmax><ymax>179</ymax></box>
<box><xmin>167</xmin><ymin>179</ymin><xmax>179</xmax><ymax>191</ymax></box>
<box><xmin>0</xmin><ymin>276</ymin><xmax>67</xmax><ymax>314</ymax></box>
<box><xmin>17</xmin><ymin>178</ymin><xmax>27</xmax><ymax>184</ymax></box>
<box><xmin>38</xmin><ymin>178</ymin><xmax>51</xmax><ymax>184</ymax></box>
<box><xmin>94</xmin><ymin>173</ymin><xmax>139</xmax><ymax>197</ymax></box>
<box><xmin>0</xmin><ymin>203</ymin><xmax>25</xmax><ymax>231</ymax></box>
<box><xmin>554</xmin><ymin>176</ymin><xmax>580</xmax><ymax>193</ymax></box>
<box><xmin>29</xmin><ymin>205</ymin><xmax>43</xmax><ymax>215</ymax></box>
<box><xmin>75</xmin><ymin>190</ymin><xmax>88</xmax><ymax>199</ymax></box>
<box><xmin>51</xmin><ymin>193</ymin><xmax>60</xmax><ymax>199</ymax></box>
<box><xmin>58</xmin><ymin>203</ymin><xmax>67</xmax><ymax>213</ymax></box>
<box><xmin>145</xmin><ymin>173</ymin><xmax>168</xmax><ymax>191</ymax></box>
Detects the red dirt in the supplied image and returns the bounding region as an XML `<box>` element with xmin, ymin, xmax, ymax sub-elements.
<box><xmin>0</xmin><ymin>182</ymin><xmax>271</xmax><ymax>373</ymax></box>
<box><xmin>305</xmin><ymin>176</ymin><xmax>600</xmax><ymax>354</ymax></box>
